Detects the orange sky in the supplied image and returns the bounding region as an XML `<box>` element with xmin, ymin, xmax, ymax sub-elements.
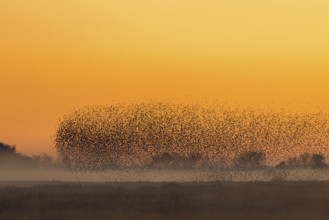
<box><xmin>0</xmin><ymin>0</ymin><xmax>329</xmax><ymax>156</ymax></box>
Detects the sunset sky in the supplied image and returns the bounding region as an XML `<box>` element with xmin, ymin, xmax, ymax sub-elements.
<box><xmin>1</xmin><ymin>0</ymin><xmax>329</xmax><ymax>156</ymax></box>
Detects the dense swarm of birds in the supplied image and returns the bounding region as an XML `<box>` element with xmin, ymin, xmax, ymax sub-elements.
<box><xmin>55</xmin><ymin>102</ymin><xmax>329</xmax><ymax>170</ymax></box>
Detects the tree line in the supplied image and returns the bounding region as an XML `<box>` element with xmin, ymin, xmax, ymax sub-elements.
<box><xmin>0</xmin><ymin>142</ymin><xmax>59</xmax><ymax>169</ymax></box>
<box><xmin>147</xmin><ymin>151</ymin><xmax>328</xmax><ymax>169</ymax></box>
<box><xmin>0</xmin><ymin>141</ymin><xmax>327</xmax><ymax>170</ymax></box>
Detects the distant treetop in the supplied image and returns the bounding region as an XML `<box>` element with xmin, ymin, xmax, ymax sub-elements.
<box><xmin>0</xmin><ymin>142</ymin><xmax>16</xmax><ymax>154</ymax></box>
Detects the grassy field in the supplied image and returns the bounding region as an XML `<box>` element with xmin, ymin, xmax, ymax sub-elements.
<box><xmin>1</xmin><ymin>181</ymin><xmax>329</xmax><ymax>220</ymax></box>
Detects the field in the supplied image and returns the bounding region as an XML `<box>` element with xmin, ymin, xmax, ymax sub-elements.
<box><xmin>1</xmin><ymin>181</ymin><xmax>329</xmax><ymax>220</ymax></box>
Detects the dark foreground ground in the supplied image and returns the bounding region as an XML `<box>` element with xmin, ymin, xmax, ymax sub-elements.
<box><xmin>1</xmin><ymin>181</ymin><xmax>329</xmax><ymax>220</ymax></box>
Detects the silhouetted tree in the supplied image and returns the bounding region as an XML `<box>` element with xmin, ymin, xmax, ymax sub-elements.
<box><xmin>234</xmin><ymin>151</ymin><xmax>266</xmax><ymax>169</ymax></box>
<box><xmin>0</xmin><ymin>142</ymin><xmax>36</xmax><ymax>169</ymax></box>
<box><xmin>0</xmin><ymin>142</ymin><xmax>16</xmax><ymax>154</ymax></box>
<box><xmin>311</xmin><ymin>153</ymin><xmax>327</xmax><ymax>168</ymax></box>
<box><xmin>0</xmin><ymin>141</ymin><xmax>57</xmax><ymax>170</ymax></box>
<box><xmin>286</xmin><ymin>152</ymin><xmax>327</xmax><ymax>168</ymax></box>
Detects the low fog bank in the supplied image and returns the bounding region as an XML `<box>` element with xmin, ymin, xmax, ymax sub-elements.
<box><xmin>3</xmin><ymin>168</ymin><xmax>329</xmax><ymax>183</ymax></box>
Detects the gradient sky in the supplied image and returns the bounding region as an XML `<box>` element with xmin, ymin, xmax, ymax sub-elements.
<box><xmin>1</xmin><ymin>0</ymin><xmax>329</xmax><ymax>156</ymax></box>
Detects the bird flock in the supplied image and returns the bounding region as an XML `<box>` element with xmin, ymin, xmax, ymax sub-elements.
<box><xmin>55</xmin><ymin>102</ymin><xmax>329</xmax><ymax>170</ymax></box>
